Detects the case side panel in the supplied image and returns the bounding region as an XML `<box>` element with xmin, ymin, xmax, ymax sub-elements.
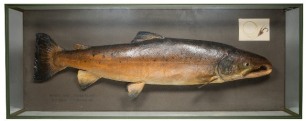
<box><xmin>8</xmin><ymin>9</ymin><xmax>24</xmax><ymax>114</ymax></box>
<box><xmin>285</xmin><ymin>8</ymin><xmax>300</xmax><ymax>114</ymax></box>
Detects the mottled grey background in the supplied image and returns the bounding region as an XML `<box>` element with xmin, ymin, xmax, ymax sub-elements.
<box><xmin>23</xmin><ymin>9</ymin><xmax>285</xmax><ymax>111</ymax></box>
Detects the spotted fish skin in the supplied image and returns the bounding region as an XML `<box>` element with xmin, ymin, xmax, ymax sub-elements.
<box><xmin>55</xmin><ymin>38</ymin><xmax>233</xmax><ymax>85</ymax></box>
<box><xmin>34</xmin><ymin>31</ymin><xmax>272</xmax><ymax>97</ymax></box>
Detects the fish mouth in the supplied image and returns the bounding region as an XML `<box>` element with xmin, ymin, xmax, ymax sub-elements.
<box><xmin>244</xmin><ymin>64</ymin><xmax>272</xmax><ymax>78</ymax></box>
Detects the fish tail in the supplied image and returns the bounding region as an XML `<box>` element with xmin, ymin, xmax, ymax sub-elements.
<box><xmin>34</xmin><ymin>33</ymin><xmax>66</xmax><ymax>82</ymax></box>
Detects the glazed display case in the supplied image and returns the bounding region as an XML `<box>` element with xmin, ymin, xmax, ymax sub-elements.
<box><xmin>6</xmin><ymin>4</ymin><xmax>302</xmax><ymax>118</ymax></box>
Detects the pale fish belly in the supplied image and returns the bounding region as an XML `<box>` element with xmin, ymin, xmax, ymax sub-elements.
<box><xmin>85</xmin><ymin>60</ymin><xmax>216</xmax><ymax>85</ymax></box>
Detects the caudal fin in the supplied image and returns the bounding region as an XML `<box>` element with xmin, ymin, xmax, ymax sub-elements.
<box><xmin>34</xmin><ymin>33</ymin><xmax>66</xmax><ymax>82</ymax></box>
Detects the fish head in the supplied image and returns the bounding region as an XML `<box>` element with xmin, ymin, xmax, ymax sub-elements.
<box><xmin>217</xmin><ymin>49</ymin><xmax>272</xmax><ymax>82</ymax></box>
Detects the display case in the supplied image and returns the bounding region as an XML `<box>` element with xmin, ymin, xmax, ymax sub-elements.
<box><xmin>6</xmin><ymin>4</ymin><xmax>302</xmax><ymax>119</ymax></box>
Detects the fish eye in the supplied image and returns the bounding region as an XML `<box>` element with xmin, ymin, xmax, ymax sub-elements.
<box><xmin>243</xmin><ymin>62</ymin><xmax>250</xmax><ymax>67</ymax></box>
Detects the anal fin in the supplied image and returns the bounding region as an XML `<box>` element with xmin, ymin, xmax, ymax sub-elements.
<box><xmin>127</xmin><ymin>82</ymin><xmax>145</xmax><ymax>98</ymax></box>
<box><xmin>77</xmin><ymin>70</ymin><xmax>100</xmax><ymax>90</ymax></box>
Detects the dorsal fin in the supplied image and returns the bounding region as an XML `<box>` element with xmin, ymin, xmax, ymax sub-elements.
<box><xmin>131</xmin><ymin>31</ymin><xmax>164</xmax><ymax>43</ymax></box>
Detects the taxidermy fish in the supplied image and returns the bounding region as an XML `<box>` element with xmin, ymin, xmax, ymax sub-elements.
<box><xmin>34</xmin><ymin>31</ymin><xmax>272</xmax><ymax>98</ymax></box>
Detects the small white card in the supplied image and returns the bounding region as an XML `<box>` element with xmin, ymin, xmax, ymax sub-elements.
<box><xmin>239</xmin><ymin>18</ymin><xmax>270</xmax><ymax>41</ymax></box>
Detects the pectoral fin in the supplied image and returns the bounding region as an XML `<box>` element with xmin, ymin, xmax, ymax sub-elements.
<box><xmin>210</xmin><ymin>77</ymin><xmax>224</xmax><ymax>83</ymax></box>
<box><xmin>198</xmin><ymin>76</ymin><xmax>223</xmax><ymax>88</ymax></box>
<box><xmin>127</xmin><ymin>82</ymin><xmax>145</xmax><ymax>98</ymax></box>
<box><xmin>74</xmin><ymin>44</ymin><xmax>89</xmax><ymax>50</ymax></box>
<box><xmin>77</xmin><ymin>70</ymin><xmax>100</xmax><ymax>90</ymax></box>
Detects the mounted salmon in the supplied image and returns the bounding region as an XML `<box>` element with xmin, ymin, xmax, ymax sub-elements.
<box><xmin>34</xmin><ymin>31</ymin><xmax>272</xmax><ymax>98</ymax></box>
